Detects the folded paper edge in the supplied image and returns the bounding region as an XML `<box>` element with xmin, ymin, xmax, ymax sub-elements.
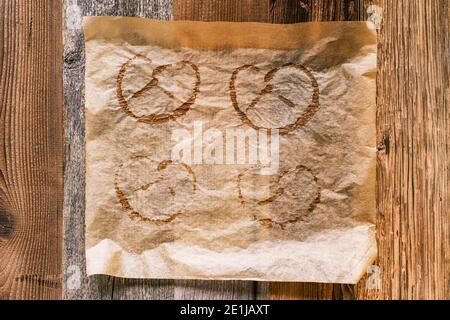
<box><xmin>86</xmin><ymin>225</ymin><xmax>377</xmax><ymax>284</ymax></box>
<box><xmin>82</xmin><ymin>16</ymin><xmax>377</xmax><ymax>50</ymax></box>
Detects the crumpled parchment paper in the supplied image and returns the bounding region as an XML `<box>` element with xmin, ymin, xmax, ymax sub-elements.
<box><xmin>84</xmin><ymin>17</ymin><xmax>378</xmax><ymax>284</ymax></box>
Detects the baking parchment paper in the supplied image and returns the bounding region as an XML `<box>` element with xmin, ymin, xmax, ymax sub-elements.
<box><xmin>84</xmin><ymin>17</ymin><xmax>377</xmax><ymax>283</ymax></box>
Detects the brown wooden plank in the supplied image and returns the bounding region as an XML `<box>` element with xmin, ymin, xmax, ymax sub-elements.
<box><xmin>175</xmin><ymin>0</ymin><xmax>449</xmax><ymax>301</ymax></box>
<box><xmin>174</xmin><ymin>0</ymin><xmax>369</xmax><ymax>301</ymax></box>
<box><xmin>62</xmin><ymin>0</ymin><xmax>174</xmax><ymax>300</ymax></box>
<box><xmin>0</xmin><ymin>0</ymin><xmax>63</xmax><ymax>299</ymax></box>
<box><xmin>263</xmin><ymin>0</ymin><xmax>450</xmax><ymax>300</ymax></box>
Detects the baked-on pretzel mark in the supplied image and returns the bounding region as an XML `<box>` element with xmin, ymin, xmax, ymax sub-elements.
<box><xmin>116</xmin><ymin>54</ymin><xmax>201</xmax><ymax>124</ymax></box>
<box><xmin>230</xmin><ymin>63</ymin><xmax>320</xmax><ymax>135</ymax></box>
<box><xmin>237</xmin><ymin>165</ymin><xmax>321</xmax><ymax>230</ymax></box>
<box><xmin>114</xmin><ymin>157</ymin><xmax>196</xmax><ymax>225</ymax></box>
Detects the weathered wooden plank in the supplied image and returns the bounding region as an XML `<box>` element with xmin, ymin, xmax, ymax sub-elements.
<box><xmin>361</xmin><ymin>0</ymin><xmax>449</xmax><ymax>300</ymax></box>
<box><xmin>174</xmin><ymin>0</ymin><xmax>369</xmax><ymax>301</ymax></box>
<box><xmin>0</xmin><ymin>0</ymin><xmax>63</xmax><ymax>299</ymax></box>
<box><xmin>176</xmin><ymin>0</ymin><xmax>450</xmax><ymax>300</ymax></box>
<box><xmin>268</xmin><ymin>0</ymin><xmax>369</xmax><ymax>300</ymax></box>
<box><xmin>62</xmin><ymin>0</ymin><xmax>173</xmax><ymax>300</ymax></box>
<box><xmin>111</xmin><ymin>278</ymin><xmax>174</xmax><ymax>300</ymax></box>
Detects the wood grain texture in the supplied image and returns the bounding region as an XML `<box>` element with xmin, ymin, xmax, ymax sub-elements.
<box><xmin>63</xmin><ymin>0</ymin><xmax>173</xmax><ymax>300</ymax></box>
<box><xmin>0</xmin><ymin>0</ymin><xmax>63</xmax><ymax>299</ymax></box>
<box><xmin>174</xmin><ymin>280</ymin><xmax>255</xmax><ymax>300</ymax></box>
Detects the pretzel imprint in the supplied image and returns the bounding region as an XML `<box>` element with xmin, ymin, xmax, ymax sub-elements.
<box><xmin>238</xmin><ymin>165</ymin><xmax>321</xmax><ymax>229</ymax></box>
<box><xmin>115</xmin><ymin>157</ymin><xmax>196</xmax><ymax>224</ymax></box>
<box><xmin>116</xmin><ymin>54</ymin><xmax>200</xmax><ymax>124</ymax></box>
<box><xmin>230</xmin><ymin>63</ymin><xmax>320</xmax><ymax>134</ymax></box>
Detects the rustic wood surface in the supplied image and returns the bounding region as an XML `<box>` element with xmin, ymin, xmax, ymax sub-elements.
<box><xmin>0</xmin><ymin>0</ymin><xmax>446</xmax><ymax>300</ymax></box>
<box><xmin>370</xmin><ymin>0</ymin><xmax>449</xmax><ymax>300</ymax></box>
<box><xmin>0</xmin><ymin>0</ymin><xmax>63</xmax><ymax>299</ymax></box>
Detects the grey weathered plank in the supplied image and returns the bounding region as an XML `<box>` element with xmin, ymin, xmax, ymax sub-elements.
<box><xmin>63</xmin><ymin>0</ymin><xmax>173</xmax><ymax>300</ymax></box>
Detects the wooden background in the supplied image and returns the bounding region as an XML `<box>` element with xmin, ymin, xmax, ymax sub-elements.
<box><xmin>0</xmin><ymin>0</ymin><xmax>448</xmax><ymax>300</ymax></box>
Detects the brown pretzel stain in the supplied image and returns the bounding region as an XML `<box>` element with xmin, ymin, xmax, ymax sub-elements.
<box><xmin>157</xmin><ymin>160</ymin><xmax>197</xmax><ymax>192</ymax></box>
<box><xmin>237</xmin><ymin>165</ymin><xmax>321</xmax><ymax>230</ymax></box>
<box><xmin>230</xmin><ymin>63</ymin><xmax>320</xmax><ymax>135</ymax></box>
<box><xmin>237</xmin><ymin>170</ymin><xmax>284</xmax><ymax>206</ymax></box>
<box><xmin>116</xmin><ymin>55</ymin><xmax>200</xmax><ymax>124</ymax></box>
<box><xmin>114</xmin><ymin>156</ymin><xmax>196</xmax><ymax>225</ymax></box>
